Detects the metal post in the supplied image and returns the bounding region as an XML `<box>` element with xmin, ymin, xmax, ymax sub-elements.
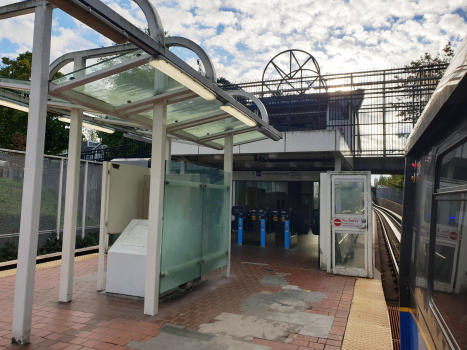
<box><xmin>82</xmin><ymin>161</ymin><xmax>88</xmax><ymax>238</ymax></box>
<box><xmin>382</xmin><ymin>72</ymin><xmax>386</xmax><ymax>157</ymax></box>
<box><xmin>58</xmin><ymin>108</ymin><xmax>83</xmax><ymax>303</ymax></box>
<box><xmin>221</xmin><ymin>133</ymin><xmax>233</xmax><ymax>278</ymax></box>
<box><xmin>11</xmin><ymin>3</ymin><xmax>52</xmax><ymax>345</ymax></box>
<box><xmin>56</xmin><ymin>158</ymin><xmax>64</xmax><ymax>239</ymax></box>
<box><xmin>97</xmin><ymin>162</ymin><xmax>110</xmax><ymax>291</ymax></box>
<box><xmin>165</xmin><ymin>137</ymin><xmax>171</xmax><ymax>174</ymax></box>
<box><xmin>144</xmin><ymin>101</ymin><xmax>167</xmax><ymax>316</ymax></box>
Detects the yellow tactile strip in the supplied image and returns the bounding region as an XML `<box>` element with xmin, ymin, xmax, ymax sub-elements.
<box><xmin>0</xmin><ymin>253</ymin><xmax>99</xmax><ymax>278</ymax></box>
<box><xmin>342</xmin><ymin>278</ymin><xmax>393</xmax><ymax>350</ymax></box>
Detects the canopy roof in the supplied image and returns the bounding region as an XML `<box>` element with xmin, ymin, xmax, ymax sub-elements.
<box><xmin>0</xmin><ymin>49</ymin><xmax>281</xmax><ymax>150</ymax></box>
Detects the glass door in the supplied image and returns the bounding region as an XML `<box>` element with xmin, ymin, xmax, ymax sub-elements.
<box><xmin>331</xmin><ymin>175</ymin><xmax>370</xmax><ymax>277</ymax></box>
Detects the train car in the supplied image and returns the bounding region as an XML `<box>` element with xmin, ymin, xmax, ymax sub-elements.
<box><xmin>400</xmin><ymin>37</ymin><xmax>467</xmax><ymax>350</ymax></box>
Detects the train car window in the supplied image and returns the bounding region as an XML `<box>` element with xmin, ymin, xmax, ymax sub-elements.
<box><xmin>437</xmin><ymin>141</ymin><xmax>467</xmax><ymax>192</ymax></box>
<box><xmin>432</xmin><ymin>139</ymin><xmax>467</xmax><ymax>349</ymax></box>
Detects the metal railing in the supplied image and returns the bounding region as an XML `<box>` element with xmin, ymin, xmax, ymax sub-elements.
<box><xmin>376</xmin><ymin>187</ymin><xmax>403</xmax><ymax>205</ymax></box>
<box><xmin>0</xmin><ymin>148</ymin><xmax>103</xmax><ymax>237</ymax></box>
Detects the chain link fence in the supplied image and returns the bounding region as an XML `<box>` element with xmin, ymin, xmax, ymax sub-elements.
<box><xmin>0</xmin><ymin>148</ymin><xmax>102</xmax><ymax>237</ymax></box>
<box><xmin>376</xmin><ymin>186</ymin><xmax>403</xmax><ymax>205</ymax></box>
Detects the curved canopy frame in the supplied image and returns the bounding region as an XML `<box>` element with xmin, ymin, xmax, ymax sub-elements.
<box><xmin>227</xmin><ymin>90</ymin><xmax>269</xmax><ymax>124</ymax></box>
<box><xmin>132</xmin><ymin>0</ymin><xmax>164</xmax><ymax>44</ymax></box>
<box><xmin>165</xmin><ymin>36</ymin><xmax>217</xmax><ymax>83</ymax></box>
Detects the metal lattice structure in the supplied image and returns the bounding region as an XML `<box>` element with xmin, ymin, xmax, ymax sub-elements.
<box><xmin>223</xmin><ymin>63</ymin><xmax>448</xmax><ymax>157</ymax></box>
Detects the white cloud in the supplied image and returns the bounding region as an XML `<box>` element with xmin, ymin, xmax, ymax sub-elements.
<box><xmin>0</xmin><ymin>0</ymin><xmax>466</xmax><ymax>82</ymax></box>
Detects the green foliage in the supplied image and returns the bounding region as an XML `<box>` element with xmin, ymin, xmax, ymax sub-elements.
<box><xmin>37</xmin><ymin>235</ymin><xmax>62</xmax><ymax>256</ymax></box>
<box><xmin>0</xmin><ymin>231</ymin><xmax>100</xmax><ymax>262</ymax></box>
<box><xmin>0</xmin><ymin>241</ymin><xmax>19</xmax><ymax>262</ymax></box>
<box><xmin>217</xmin><ymin>77</ymin><xmax>240</xmax><ymax>91</ymax></box>
<box><xmin>0</xmin><ymin>52</ymin><xmax>69</xmax><ymax>155</ymax></box>
<box><xmin>378</xmin><ymin>175</ymin><xmax>404</xmax><ymax>191</ymax></box>
<box><xmin>394</xmin><ymin>42</ymin><xmax>454</xmax><ymax>127</ymax></box>
<box><xmin>96</xmin><ymin>131</ymin><xmax>126</xmax><ymax>147</ymax></box>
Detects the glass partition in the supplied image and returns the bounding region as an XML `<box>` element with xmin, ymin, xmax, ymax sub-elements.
<box><xmin>159</xmin><ymin>161</ymin><xmax>231</xmax><ymax>294</ymax></box>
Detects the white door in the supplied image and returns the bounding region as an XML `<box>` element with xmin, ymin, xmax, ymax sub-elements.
<box><xmin>331</xmin><ymin>174</ymin><xmax>371</xmax><ymax>277</ymax></box>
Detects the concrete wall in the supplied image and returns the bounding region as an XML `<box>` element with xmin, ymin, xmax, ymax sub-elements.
<box><xmin>376</xmin><ymin>197</ymin><xmax>403</xmax><ymax>216</ymax></box>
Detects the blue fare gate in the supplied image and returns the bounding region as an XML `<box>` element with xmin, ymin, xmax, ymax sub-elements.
<box><xmin>284</xmin><ymin>219</ymin><xmax>291</xmax><ymax>248</ymax></box>
<box><xmin>238</xmin><ymin>217</ymin><xmax>244</xmax><ymax>245</ymax></box>
<box><xmin>260</xmin><ymin>219</ymin><xmax>266</xmax><ymax>247</ymax></box>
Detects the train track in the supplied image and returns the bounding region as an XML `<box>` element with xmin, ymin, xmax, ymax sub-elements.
<box><xmin>373</xmin><ymin>204</ymin><xmax>402</xmax><ymax>350</ymax></box>
<box><xmin>373</xmin><ymin>204</ymin><xmax>401</xmax><ymax>305</ymax></box>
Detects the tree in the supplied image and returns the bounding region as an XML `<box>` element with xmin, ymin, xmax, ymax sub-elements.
<box><xmin>394</xmin><ymin>41</ymin><xmax>454</xmax><ymax>128</ymax></box>
<box><xmin>0</xmin><ymin>52</ymin><xmax>69</xmax><ymax>155</ymax></box>
<box><xmin>378</xmin><ymin>175</ymin><xmax>404</xmax><ymax>191</ymax></box>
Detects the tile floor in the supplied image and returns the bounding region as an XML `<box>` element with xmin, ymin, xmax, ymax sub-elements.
<box><xmin>0</xmin><ymin>239</ymin><xmax>355</xmax><ymax>350</ymax></box>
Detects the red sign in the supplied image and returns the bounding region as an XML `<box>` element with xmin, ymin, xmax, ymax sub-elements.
<box><xmin>334</xmin><ymin>219</ymin><xmax>342</xmax><ymax>226</ymax></box>
<box><xmin>333</xmin><ymin>218</ymin><xmax>363</xmax><ymax>228</ymax></box>
<box><xmin>450</xmin><ymin>232</ymin><xmax>458</xmax><ymax>241</ymax></box>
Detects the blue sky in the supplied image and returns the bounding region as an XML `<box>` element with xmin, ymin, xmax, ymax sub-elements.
<box><xmin>0</xmin><ymin>0</ymin><xmax>466</xmax><ymax>81</ymax></box>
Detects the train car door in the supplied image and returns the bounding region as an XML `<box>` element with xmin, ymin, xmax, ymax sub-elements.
<box><xmin>329</xmin><ymin>172</ymin><xmax>372</xmax><ymax>278</ymax></box>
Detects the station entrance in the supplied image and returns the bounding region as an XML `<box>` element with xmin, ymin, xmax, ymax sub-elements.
<box><xmin>231</xmin><ymin>180</ymin><xmax>320</xmax><ymax>264</ymax></box>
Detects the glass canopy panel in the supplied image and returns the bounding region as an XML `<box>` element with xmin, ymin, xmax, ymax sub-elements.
<box><xmin>212</xmin><ymin>130</ymin><xmax>266</xmax><ymax>146</ymax></box>
<box><xmin>184</xmin><ymin>117</ymin><xmax>246</xmax><ymax>138</ymax></box>
<box><xmin>166</xmin><ymin>97</ymin><xmax>223</xmax><ymax>124</ymax></box>
<box><xmin>51</xmin><ymin>50</ymin><xmax>145</xmax><ymax>84</ymax></box>
<box><xmin>67</xmin><ymin>64</ymin><xmax>183</xmax><ymax>107</ymax></box>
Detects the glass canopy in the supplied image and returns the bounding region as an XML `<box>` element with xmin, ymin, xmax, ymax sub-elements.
<box><xmin>1</xmin><ymin>50</ymin><xmax>281</xmax><ymax>149</ymax></box>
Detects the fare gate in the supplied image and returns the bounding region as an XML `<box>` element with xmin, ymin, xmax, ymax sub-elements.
<box><xmin>320</xmin><ymin>172</ymin><xmax>373</xmax><ymax>278</ymax></box>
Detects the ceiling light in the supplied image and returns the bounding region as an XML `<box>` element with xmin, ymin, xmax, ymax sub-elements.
<box><xmin>220</xmin><ymin>104</ymin><xmax>256</xmax><ymax>127</ymax></box>
<box><xmin>0</xmin><ymin>99</ymin><xmax>29</xmax><ymax>113</ymax></box>
<box><xmin>58</xmin><ymin>117</ymin><xmax>114</xmax><ymax>134</ymax></box>
<box><xmin>149</xmin><ymin>59</ymin><xmax>216</xmax><ymax>101</ymax></box>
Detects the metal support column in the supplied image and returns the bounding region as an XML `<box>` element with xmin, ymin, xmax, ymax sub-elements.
<box><xmin>97</xmin><ymin>162</ymin><xmax>110</xmax><ymax>291</ymax></box>
<box><xmin>82</xmin><ymin>161</ymin><xmax>88</xmax><ymax>238</ymax></box>
<box><xmin>11</xmin><ymin>2</ymin><xmax>52</xmax><ymax>344</ymax></box>
<box><xmin>382</xmin><ymin>72</ymin><xmax>386</xmax><ymax>157</ymax></box>
<box><xmin>58</xmin><ymin>108</ymin><xmax>83</xmax><ymax>303</ymax></box>
<box><xmin>56</xmin><ymin>158</ymin><xmax>64</xmax><ymax>239</ymax></box>
<box><xmin>221</xmin><ymin>133</ymin><xmax>233</xmax><ymax>278</ymax></box>
<box><xmin>144</xmin><ymin>101</ymin><xmax>167</xmax><ymax>316</ymax></box>
<box><xmin>165</xmin><ymin>137</ymin><xmax>171</xmax><ymax>174</ymax></box>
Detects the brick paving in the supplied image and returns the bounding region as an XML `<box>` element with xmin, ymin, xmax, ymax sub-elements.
<box><xmin>0</xmin><ymin>243</ymin><xmax>355</xmax><ymax>350</ymax></box>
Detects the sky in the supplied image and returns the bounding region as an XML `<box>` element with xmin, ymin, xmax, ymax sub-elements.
<box><xmin>0</xmin><ymin>0</ymin><xmax>467</xmax><ymax>82</ymax></box>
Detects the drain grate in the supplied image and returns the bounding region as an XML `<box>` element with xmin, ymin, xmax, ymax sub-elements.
<box><xmin>387</xmin><ymin>305</ymin><xmax>400</xmax><ymax>350</ymax></box>
<box><xmin>264</xmin><ymin>269</ymin><xmax>275</xmax><ymax>272</ymax></box>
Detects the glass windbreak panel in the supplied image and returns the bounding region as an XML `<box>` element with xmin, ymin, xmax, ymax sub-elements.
<box><xmin>433</xmin><ymin>200</ymin><xmax>467</xmax><ymax>349</ymax></box>
<box><xmin>201</xmin><ymin>168</ymin><xmax>231</xmax><ymax>274</ymax></box>
<box><xmin>335</xmin><ymin>232</ymin><xmax>365</xmax><ymax>268</ymax></box>
<box><xmin>184</xmin><ymin>117</ymin><xmax>245</xmax><ymax>138</ymax></box>
<box><xmin>334</xmin><ymin>180</ymin><xmax>364</xmax><ymax>215</ymax></box>
<box><xmin>51</xmin><ymin>50</ymin><xmax>146</xmax><ymax>84</ymax></box>
<box><xmin>438</xmin><ymin>139</ymin><xmax>467</xmax><ymax>191</ymax></box>
<box><xmin>159</xmin><ymin>166</ymin><xmax>203</xmax><ymax>293</ymax></box>
<box><xmin>167</xmin><ymin>97</ymin><xmax>223</xmax><ymax>125</ymax></box>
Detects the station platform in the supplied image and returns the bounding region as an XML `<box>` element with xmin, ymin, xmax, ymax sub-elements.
<box><xmin>0</xmin><ymin>240</ymin><xmax>393</xmax><ymax>350</ymax></box>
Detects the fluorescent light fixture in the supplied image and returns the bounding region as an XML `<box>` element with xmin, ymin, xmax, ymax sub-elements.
<box><xmin>220</xmin><ymin>104</ymin><xmax>256</xmax><ymax>127</ymax></box>
<box><xmin>0</xmin><ymin>99</ymin><xmax>29</xmax><ymax>113</ymax></box>
<box><xmin>149</xmin><ymin>59</ymin><xmax>216</xmax><ymax>101</ymax></box>
<box><xmin>58</xmin><ymin>117</ymin><xmax>114</xmax><ymax>134</ymax></box>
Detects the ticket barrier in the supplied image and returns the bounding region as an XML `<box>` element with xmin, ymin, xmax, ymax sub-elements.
<box><xmin>269</xmin><ymin>209</ymin><xmax>280</xmax><ymax>234</ymax></box>
<box><xmin>259</xmin><ymin>208</ymin><xmax>275</xmax><ymax>247</ymax></box>
<box><xmin>232</xmin><ymin>206</ymin><xmax>245</xmax><ymax>244</ymax></box>
<box><xmin>281</xmin><ymin>209</ymin><xmax>298</xmax><ymax>249</ymax></box>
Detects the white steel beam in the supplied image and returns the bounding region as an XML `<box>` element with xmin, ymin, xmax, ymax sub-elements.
<box><xmin>56</xmin><ymin>158</ymin><xmax>64</xmax><ymax>238</ymax></box>
<box><xmin>144</xmin><ymin>101</ymin><xmax>167</xmax><ymax>316</ymax></box>
<box><xmin>221</xmin><ymin>133</ymin><xmax>233</xmax><ymax>278</ymax></box>
<box><xmin>58</xmin><ymin>108</ymin><xmax>83</xmax><ymax>303</ymax></box>
<box><xmin>0</xmin><ymin>81</ymin><xmax>30</xmax><ymax>91</ymax></box>
<box><xmin>114</xmin><ymin>87</ymin><xmax>190</xmax><ymax>113</ymax></box>
<box><xmin>49</xmin><ymin>54</ymin><xmax>150</xmax><ymax>93</ymax></box>
<box><xmin>166</xmin><ymin>111</ymin><xmax>230</xmax><ymax>132</ymax></box>
<box><xmin>165</xmin><ymin>137</ymin><xmax>172</xmax><ymax>174</ymax></box>
<box><xmin>11</xmin><ymin>3</ymin><xmax>53</xmax><ymax>344</ymax></box>
<box><xmin>198</xmin><ymin>126</ymin><xmax>253</xmax><ymax>143</ymax></box>
<box><xmin>82</xmin><ymin>161</ymin><xmax>89</xmax><ymax>238</ymax></box>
